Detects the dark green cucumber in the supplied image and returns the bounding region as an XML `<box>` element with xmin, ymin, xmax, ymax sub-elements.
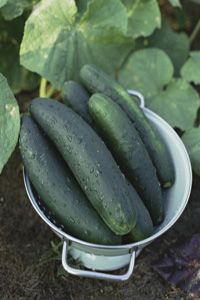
<box><xmin>30</xmin><ymin>99</ymin><xmax>137</xmax><ymax>235</ymax></box>
<box><xmin>80</xmin><ymin>64</ymin><xmax>175</xmax><ymax>188</ymax></box>
<box><xmin>62</xmin><ymin>81</ymin><xmax>92</xmax><ymax>124</ymax></box>
<box><xmin>127</xmin><ymin>182</ymin><xmax>154</xmax><ymax>241</ymax></box>
<box><xmin>89</xmin><ymin>93</ymin><xmax>164</xmax><ymax>224</ymax></box>
<box><xmin>19</xmin><ymin>115</ymin><xmax>121</xmax><ymax>245</ymax></box>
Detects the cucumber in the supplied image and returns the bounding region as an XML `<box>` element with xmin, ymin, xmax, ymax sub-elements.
<box><xmin>19</xmin><ymin>115</ymin><xmax>121</xmax><ymax>245</ymax></box>
<box><xmin>30</xmin><ymin>98</ymin><xmax>137</xmax><ymax>235</ymax></box>
<box><xmin>62</xmin><ymin>81</ymin><xmax>92</xmax><ymax>124</ymax></box>
<box><xmin>127</xmin><ymin>182</ymin><xmax>154</xmax><ymax>241</ymax></box>
<box><xmin>88</xmin><ymin>93</ymin><xmax>164</xmax><ymax>224</ymax></box>
<box><xmin>80</xmin><ymin>64</ymin><xmax>175</xmax><ymax>188</ymax></box>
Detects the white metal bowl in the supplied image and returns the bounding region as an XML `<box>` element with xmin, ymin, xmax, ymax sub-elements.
<box><xmin>23</xmin><ymin>90</ymin><xmax>192</xmax><ymax>281</ymax></box>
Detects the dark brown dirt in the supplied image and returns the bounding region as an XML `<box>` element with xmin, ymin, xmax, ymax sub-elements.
<box><xmin>0</xmin><ymin>148</ymin><xmax>200</xmax><ymax>300</ymax></box>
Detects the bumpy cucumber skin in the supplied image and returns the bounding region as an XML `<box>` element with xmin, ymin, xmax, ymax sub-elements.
<box><xmin>127</xmin><ymin>182</ymin><xmax>154</xmax><ymax>241</ymax></box>
<box><xmin>30</xmin><ymin>99</ymin><xmax>137</xmax><ymax>235</ymax></box>
<box><xmin>19</xmin><ymin>115</ymin><xmax>121</xmax><ymax>245</ymax></box>
<box><xmin>62</xmin><ymin>81</ymin><xmax>92</xmax><ymax>124</ymax></box>
<box><xmin>89</xmin><ymin>94</ymin><xmax>164</xmax><ymax>224</ymax></box>
<box><xmin>80</xmin><ymin>64</ymin><xmax>175</xmax><ymax>188</ymax></box>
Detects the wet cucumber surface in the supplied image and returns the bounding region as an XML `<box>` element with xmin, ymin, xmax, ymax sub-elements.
<box><xmin>62</xmin><ymin>80</ymin><xmax>92</xmax><ymax>124</ymax></box>
<box><xmin>19</xmin><ymin>115</ymin><xmax>121</xmax><ymax>245</ymax></box>
<box><xmin>30</xmin><ymin>99</ymin><xmax>137</xmax><ymax>235</ymax></box>
<box><xmin>89</xmin><ymin>93</ymin><xmax>164</xmax><ymax>225</ymax></box>
<box><xmin>80</xmin><ymin>64</ymin><xmax>175</xmax><ymax>188</ymax></box>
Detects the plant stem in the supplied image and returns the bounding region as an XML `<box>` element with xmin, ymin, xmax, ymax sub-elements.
<box><xmin>46</xmin><ymin>85</ymin><xmax>55</xmax><ymax>98</ymax></box>
<box><xmin>189</xmin><ymin>18</ymin><xmax>200</xmax><ymax>45</ymax></box>
<box><xmin>39</xmin><ymin>78</ymin><xmax>47</xmax><ymax>97</ymax></box>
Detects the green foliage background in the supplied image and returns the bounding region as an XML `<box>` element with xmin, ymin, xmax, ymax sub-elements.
<box><xmin>0</xmin><ymin>0</ymin><xmax>200</xmax><ymax>175</ymax></box>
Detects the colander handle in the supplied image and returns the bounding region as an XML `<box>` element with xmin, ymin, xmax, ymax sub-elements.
<box><xmin>62</xmin><ymin>240</ymin><xmax>136</xmax><ymax>282</ymax></box>
<box><xmin>127</xmin><ymin>89</ymin><xmax>145</xmax><ymax>109</ymax></box>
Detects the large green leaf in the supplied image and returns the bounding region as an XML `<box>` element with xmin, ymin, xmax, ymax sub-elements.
<box><xmin>0</xmin><ymin>16</ymin><xmax>39</xmax><ymax>93</ymax></box>
<box><xmin>182</xmin><ymin>128</ymin><xmax>200</xmax><ymax>176</ymax></box>
<box><xmin>121</xmin><ymin>0</ymin><xmax>161</xmax><ymax>38</ymax></box>
<box><xmin>149</xmin><ymin>79</ymin><xmax>200</xmax><ymax>130</ymax></box>
<box><xmin>119</xmin><ymin>48</ymin><xmax>174</xmax><ymax>101</ymax></box>
<box><xmin>0</xmin><ymin>73</ymin><xmax>20</xmax><ymax>173</ymax></box>
<box><xmin>20</xmin><ymin>0</ymin><xmax>132</xmax><ymax>90</ymax></box>
<box><xmin>168</xmin><ymin>0</ymin><xmax>181</xmax><ymax>7</ymax></box>
<box><xmin>181</xmin><ymin>51</ymin><xmax>200</xmax><ymax>85</ymax></box>
<box><xmin>0</xmin><ymin>0</ymin><xmax>36</xmax><ymax>20</ymax></box>
<box><xmin>0</xmin><ymin>0</ymin><xmax>7</xmax><ymax>8</ymax></box>
<box><xmin>149</xmin><ymin>20</ymin><xmax>189</xmax><ymax>74</ymax></box>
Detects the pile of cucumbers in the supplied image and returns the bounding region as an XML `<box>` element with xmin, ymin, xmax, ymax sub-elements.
<box><xmin>19</xmin><ymin>64</ymin><xmax>175</xmax><ymax>245</ymax></box>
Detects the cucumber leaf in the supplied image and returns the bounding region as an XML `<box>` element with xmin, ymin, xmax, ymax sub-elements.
<box><xmin>0</xmin><ymin>15</ymin><xmax>39</xmax><ymax>93</ymax></box>
<box><xmin>121</xmin><ymin>0</ymin><xmax>161</xmax><ymax>38</ymax></box>
<box><xmin>182</xmin><ymin>128</ymin><xmax>200</xmax><ymax>176</ymax></box>
<box><xmin>0</xmin><ymin>0</ymin><xmax>37</xmax><ymax>20</ymax></box>
<box><xmin>0</xmin><ymin>73</ymin><xmax>20</xmax><ymax>173</ymax></box>
<box><xmin>0</xmin><ymin>0</ymin><xmax>7</xmax><ymax>8</ymax></box>
<box><xmin>168</xmin><ymin>0</ymin><xmax>182</xmax><ymax>7</ymax></box>
<box><xmin>181</xmin><ymin>51</ymin><xmax>200</xmax><ymax>85</ymax></box>
<box><xmin>149</xmin><ymin>20</ymin><xmax>189</xmax><ymax>74</ymax></box>
<box><xmin>149</xmin><ymin>79</ymin><xmax>200</xmax><ymax>130</ymax></box>
<box><xmin>119</xmin><ymin>48</ymin><xmax>174</xmax><ymax>101</ymax></box>
<box><xmin>20</xmin><ymin>0</ymin><xmax>132</xmax><ymax>90</ymax></box>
